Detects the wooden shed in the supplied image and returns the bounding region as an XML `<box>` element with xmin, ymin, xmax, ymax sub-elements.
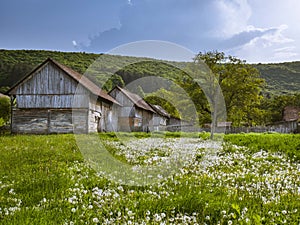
<box><xmin>150</xmin><ymin>104</ymin><xmax>170</xmax><ymax>131</ymax></box>
<box><xmin>7</xmin><ymin>58</ymin><xmax>120</xmax><ymax>134</ymax></box>
<box><xmin>109</xmin><ymin>86</ymin><xmax>155</xmax><ymax>132</ymax></box>
<box><xmin>283</xmin><ymin>106</ymin><xmax>300</xmax><ymax>122</ymax></box>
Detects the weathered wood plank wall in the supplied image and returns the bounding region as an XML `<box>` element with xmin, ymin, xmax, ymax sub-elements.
<box><xmin>12</xmin><ymin>109</ymin><xmax>88</xmax><ymax>134</ymax></box>
<box><xmin>109</xmin><ymin>88</ymin><xmax>154</xmax><ymax>132</ymax></box>
<box><xmin>16</xmin><ymin>63</ymin><xmax>87</xmax><ymax>95</ymax></box>
<box><xmin>15</xmin><ymin>62</ymin><xmax>89</xmax><ymax>109</ymax></box>
<box><xmin>12</xmin><ymin>109</ymin><xmax>48</xmax><ymax>134</ymax></box>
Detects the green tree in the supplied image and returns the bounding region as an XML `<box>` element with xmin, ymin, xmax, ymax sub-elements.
<box><xmin>175</xmin><ymin>70</ymin><xmax>211</xmax><ymax>125</ymax></box>
<box><xmin>193</xmin><ymin>51</ymin><xmax>265</xmax><ymax>126</ymax></box>
<box><xmin>102</xmin><ymin>74</ymin><xmax>125</xmax><ymax>91</ymax></box>
<box><xmin>0</xmin><ymin>86</ymin><xmax>10</xmax><ymax>94</ymax></box>
<box><xmin>144</xmin><ymin>88</ymin><xmax>181</xmax><ymax>119</ymax></box>
<box><xmin>135</xmin><ymin>85</ymin><xmax>145</xmax><ymax>98</ymax></box>
<box><xmin>262</xmin><ymin>93</ymin><xmax>300</xmax><ymax>123</ymax></box>
<box><xmin>0</xmin><ymin>96</ymin><xmax>10</xmax><ymax>126</ymax></box>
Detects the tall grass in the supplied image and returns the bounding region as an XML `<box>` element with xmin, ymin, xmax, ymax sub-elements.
<box><xmin>0</xmin><ymin>135</ymin><xmax>82</xmax><ymax>224</ymax></box>
<box><xmin>224</xmin><ymin>133</ymin><xmax>300</xmax><ymax>160</ymax></box>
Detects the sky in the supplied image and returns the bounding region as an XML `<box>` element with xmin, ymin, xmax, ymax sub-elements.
<box><xmin>1</xmin><ymin>0</ymin><xmax>300</xmax><ymax>63</ymax></box>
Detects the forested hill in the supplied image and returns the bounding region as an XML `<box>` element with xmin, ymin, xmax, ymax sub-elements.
<box><xmin>254</xmin><ymin>62</ymin><xmax>300</xmax><ymax>94</ymax></box>
<box><xmin>0</xmin><ymin>50</ymin><xmax>101</xmax><ymax>91</ymax></box>
<box><xmin>0</xmin><ymin>49</ymin><xmax>299</xmax><ymax>94</ymax></box>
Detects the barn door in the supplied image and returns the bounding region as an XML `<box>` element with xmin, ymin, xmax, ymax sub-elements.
<box><xmin>95</xmin><ymin>115</ymin><xmax>101</xmax><ymax>132</ymax></box>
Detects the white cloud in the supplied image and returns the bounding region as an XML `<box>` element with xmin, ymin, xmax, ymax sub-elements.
<box><xmin>72</xmin><ymin>40</ymin><xmax>77</xmax><ymax>47</ymax></box>
<box><xmin>247</xmin><ymin>25</ymin><xmax>293</xmax><ymax>48</ymax></box>
<box><xmin>214</xmin><ymin>0</ymin><xmax>252</xmax><ymax>37</ymax></box>
<box><xmin>230</xmin><ymin>25</ymin><xmax>298</xmax><ymax>63</ymax></box>
<box><xmin>274</xmin><ymin>46</ymin><xmax>296</xmax><ymax>53</ymax></box>
<box><xmin>213</xmin><ymin>1</ymin><xmax>297</xmax><ymax>62</ymax></box>
<box><xmin>78</xmin><ymin>0</ymin><xmax>299</xmax><ymax>62</ymax></box>
<box><xmin>273</xmin><ymin>51</ymin><xmax>298</xmax><ymax>61</ymax></box>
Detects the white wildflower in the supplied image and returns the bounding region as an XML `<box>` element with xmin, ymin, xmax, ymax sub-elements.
<box><xmin>92</xmin><ymin>217</ymin><xmax>99</xmax><ymax>223</ymax></box>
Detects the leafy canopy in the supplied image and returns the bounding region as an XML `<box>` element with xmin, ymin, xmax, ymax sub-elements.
<box><xmin>194</xmin><ymin>51</ymin><xmax>265</xmax><ymax>126</ymax></box>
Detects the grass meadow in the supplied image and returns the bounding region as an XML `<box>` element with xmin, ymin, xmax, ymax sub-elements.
<box><xmin>0</xmin><ymin>132</ymin><xmax>299</xmax><ymax>224</ymax></box>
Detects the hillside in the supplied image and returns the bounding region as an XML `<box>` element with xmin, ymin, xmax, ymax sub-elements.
<box><xmin>0</xmin><ymin>49</ymin><xmax>191</xmax><ymax>95</ymax></box>
<box><xmin>0</xmin><ymin>49</ymin><xmax>299</xmax><ymax>95</ymax></box>
<box><xmin>254</xmin><ymin>62</ymin><xmax>300</xmax><ymax>94</ymax></box>
<box><xmin>0</xmin><ymin>50</ymin><xmax>101</xmax><ymax>91</ymax></box>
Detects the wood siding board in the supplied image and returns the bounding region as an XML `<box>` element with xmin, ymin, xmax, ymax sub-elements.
<box><xmin>16</xmin><ymin>94</ymin><xmax>89</xmax><ymax>108</ymax></box>
<box><xmin>88</xmin><ymin>97</ymin><xmax>103</xmax><ymax>132</ymax></box>
<box><xmin>12</xmin><ymin>109</ymin><xmax>48</xmax><ymax>134</ymax></box>
<box><xmin>110</xmin><ymin>106</ymin><xmax>119</xmax><ymax>132</ymax></box>
<box><xmin>118</xmin><ymin>117</ymin><xmax>132</xmax><ymax>132</ymax></box>
<box><xmin>88</xmin><ymin>110</ymin><xmax>96</xmax><ymax>133</ymax></box>
<box><xmin>15</xmin><ymin>62</ymin><xmax>88</xmax><ymax>96</ymax></box>
<box><xmin>72</xmin><ymin>109</ymin><xmax>89</xmax><ymax>133</ymax></box>
<box><xmin>49</xmin><ymin>110</ymin><xmax>74</xmax><ymax>133</ymax></box>
<box><xmin>11</xmin><ymin>108</ymin><xmax>91</xmax><ymax>134</ymax></box>
<box><xmin>58</xmin><ymin>68</ymin><xmax>64</xmax><ymax>93</ymax></box>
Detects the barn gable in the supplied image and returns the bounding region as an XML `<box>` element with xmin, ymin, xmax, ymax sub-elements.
<box><xmin>8</xmin><ymin>58</ymin><xmax>118</xmax><ymax>107</ymax></box>
<box><xmin>109</xmin><ymin>86</ymin><xmax>154</xmax><ymax>113</ymax></box>
<box><xmin>12</xmin><ymin>62</ymin><xmax>88</xmax><ymax>108</ymax></box>
<box><xmin>109</xmin><ymin>86</ymin><xmax>154</xmax><ymax>132</ymax></box>
<box><xmin>150</xmin><ymin>104</ymin><xmax>170</xmax><ymax>131</ymax></box>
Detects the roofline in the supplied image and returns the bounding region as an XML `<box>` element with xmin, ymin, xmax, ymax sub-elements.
<box><xmin>6</xmin><ymin>58</ymin><xmax>51</xmax><ymax>95</ymax></box>
<box><xmin>49</xmin><ymin>59</ymin><xmax>121</xmax><ymax>105</ymax></box>
<box><xmin>110</xmin><ymin>86</ymin><xmax>155</xmax><ymax>113</ymax></box>
<box><xmin>149</xmin><ymin>103</ymin><xmax>171</xmax><ymax>118</ymax></box>
<box><xmin>6</xmin><ymin>58</ymin><xmax>121</xmax><ymax>105</ymax></box>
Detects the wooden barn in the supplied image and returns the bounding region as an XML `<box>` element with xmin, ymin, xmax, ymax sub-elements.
<box><xmin>283</xmin><ymin>106</ymin><xmax>300</xmax><ymax>122</ymax></box>
<box><xmin>109</xmin><ymin>86</ymin><xmax>155</xmax><ymax>132</ymax></box>
<box><xmin>150</xmin><ymin>104</ymin><xmax>170</xmax><ymax>131</ymax></box>
<box><xmin>7</xmin><ymin>58</ymin><xmax>120</xmax><ymax>134</ymax></box>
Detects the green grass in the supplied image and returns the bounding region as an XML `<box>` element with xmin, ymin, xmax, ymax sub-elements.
<box><xmin>224</xmin><ymin>133</ymin><xmax>300</xmax><ymax>160</ymax></box>
<box><xmin>0</xmin><ymin>135</ymin><xmax>83</xmax><ymax>224</ymax></box>
<box><xmin>0</xmin><ymin>133</ymin><xmax>299</xmax><ymax>224</ymax></box>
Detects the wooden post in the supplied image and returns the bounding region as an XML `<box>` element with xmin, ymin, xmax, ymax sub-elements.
<box><xmin>86</xmin><ymin>109</ymin><xmax>89</xmax><ymax>133</ymax></box>
<box><xmin>10</xmin><ymin>96</ymin><xmax>14</xmax><ymax>134</ymax></box>
<box><xmin>47</xmin><ymin>109</ymin><xmax>51</xmax><ymax>134</ymax></box>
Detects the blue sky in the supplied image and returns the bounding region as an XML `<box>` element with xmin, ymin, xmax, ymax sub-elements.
<box><xmin>1</xmin><ymin>0</ymin><xmax>300</xmax><ymax>63</ymax></box>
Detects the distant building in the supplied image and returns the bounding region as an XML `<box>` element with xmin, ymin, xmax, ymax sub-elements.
<box><xmin>109</xmin><ymin>86</ymin><xmax>155</xmax><ymax>132</ymax></box>
<box><xmin>164</xmin><ymin>116</ymin><xmax>182</xmax><ymax>132</ymax></box>
<box><xmin>150</xmin><ymin>104</ymin><xmax>170</xmax><ymax>131</ymax></box>
<box><xmin>203</xmin><ymin>121</ymin><xmax>232</xmax><ymax>133</ymax></box>
<box><xmin>283</xmin><ymin>106</ymin><xmax>300</xmax><ymax>122</ymax></box>
<box><xmin>7</xmin><ymin>58</ymin><xmax>120</xmax><ymax>134</ymax></box>
<box><xmin>273</xmin><ymin>106</ymin><xmax>300</xmax><ymax>133</ymax></box>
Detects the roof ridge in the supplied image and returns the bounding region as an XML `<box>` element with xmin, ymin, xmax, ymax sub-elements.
<box><xmin>7</xmin><ymin>58</ymin><xmax>120</xmax><ymax>105</ymax></box>
<box><xmin>112</xmin><ymin>86</ymin><xmax>155</xmax><ymax>113</ymax></box>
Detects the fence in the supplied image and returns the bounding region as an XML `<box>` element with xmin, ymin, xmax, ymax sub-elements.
<box><xmin>166</xmin><ymin>120</ymin><xmax>299</xmax><ymax>134</ymax></box>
